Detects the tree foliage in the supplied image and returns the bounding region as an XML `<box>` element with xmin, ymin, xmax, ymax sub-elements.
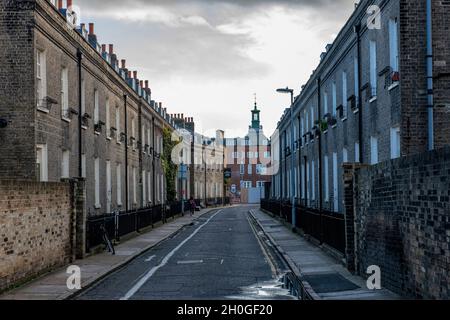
<box><xmin>162</xmin><ymin>127</ymin><xmax>179</xmax><ymax>202</ymax></box>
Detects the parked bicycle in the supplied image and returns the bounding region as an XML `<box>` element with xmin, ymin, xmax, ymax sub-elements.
<box><xmin>100</xmin><ymin>223</ymin><xmax>115</xmax><ymax>255</ymax></box>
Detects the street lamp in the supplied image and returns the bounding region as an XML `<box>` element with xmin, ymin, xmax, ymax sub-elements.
<box><xmin>276</xmin><ymin>87</ymin><xmax>296</xmax><ymax>231</ymax></box>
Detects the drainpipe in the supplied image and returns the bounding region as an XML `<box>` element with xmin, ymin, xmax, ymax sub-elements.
<box><xmin>354</xmin><ymin>23</ymin><xmax>364</xmax><ymax>163</ymax></box>
<box><xmin>124</xmin><ymin>94</ymin><xmax>129</xmax><ymax>211</ymax></box>
<box><xmin>298</xmin><ymin>116</ymin><xmax>302</xmax><ymax>206</ymax></box>
<box><xmin>152</xmin><ymin>116</ymin><xmax>156</xmax><ymax>206</ymax></box>
<box><xmin>138</xmin><ymin>101</ymin><xmax>143</xmax><ymax>209</ymax></box>
<box><xmin>317</xmin><ymin>76</ymin><xmax>324</xmax><ymax>244</ymax></box>
<box><xmin>426</xmin><ymin>0</ymin><xmax>434</xmax><ymax>151</ymax></box>
<box><xmin>77</xmin><ymin>48</ymin><xmax>83</xmax><ymax>178</ymax></box>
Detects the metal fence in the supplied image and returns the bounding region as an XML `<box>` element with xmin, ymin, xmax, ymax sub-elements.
<box><xmin>86</xmin><ymin>203</ymin><xmax>181</xmax><ymax>252</ymax></box>
<box><xmin>261</xmin><ymin>199</ymin><xmax>345</xmax><ymax>254</ymax></box>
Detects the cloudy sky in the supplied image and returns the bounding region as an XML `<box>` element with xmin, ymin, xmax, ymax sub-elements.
<box><xmin>75</xmin><ymin>0</ymin><xmax>356</xmax><ymax>138</ymax></box>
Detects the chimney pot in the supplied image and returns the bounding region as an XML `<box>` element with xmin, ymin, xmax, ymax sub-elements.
<box><xmin>58</xmin><ymin>0</ymin><xmax>63</xmax><ymax>9</ymax></box>
<box><xmin>140</xmin><ymin>80</ymin><xmax>143</xmax><ymax>88</ymax></box>
<box><xmin>121</xmin><ymin>59</ymin><xmax>126</xmax><ymax>69</ymax></box>
<box><xmin>133</xmin><ymin>71</ymin><xmax>137</xmax><ymax>79</ymax></box>
<box><xmin>80</xmin><ymin>23</ymin><xmax>85</xmax><ymax>30</ymax></box>
<box><xmin>89</xmin><ymin>23</ymin><xmax>94</xmax><ymax>35</ymax></box>
<box><xmin>67</xmin><ymin>0</ymin><xmax>73</xmax><ymax>8</ymax></box>
<box><xmin>109</xmin><ymin>44</ymin><xmax>114</xmax><ymax>55</ymax></box>
<box><xmin>101</xmin><ymin>44</ymin><xmax>106</xmax><ymax>52</ymax></box>
<box><xmin>128</xmin><ymin>71</ymin><xmax>132</xmax><ymax>78</ymax></box>
<box><xmin>145</xmin><ymin>80</ymin><xmax>149</xmax><ymax>89</ymax></box>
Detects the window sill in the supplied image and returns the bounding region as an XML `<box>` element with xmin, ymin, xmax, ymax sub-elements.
<box><xmin>94</xmin><ymin>204</ymin><xmax>101</xmax><ymax>209</ymax></box>
<box><xmin>388</xmin><ymin>82</ymin><xmax>399</xmax><ymax>91</ymax></box>
<box><xmin>81</xmin><ymin>125</ymin><xmax>88</xmax><ymax>130</ymax></box>
<box><xmin>106</xmin><ymin>136</ymin><xmax>112</xmax><ymax>141</ymax></box>
<box><xmin>62</xmin><ymin>117</ymin><xmax>71</xmax><ymax>123</ymax></box>
<box><xmin>352</xmin><ymin>108</ymin><xmax>360</xmax><ymax>114</ymax></box>
<box><xmin>94</xmin><ymin>131</ymin><xmax>101</xmax><ymax>136</ymax></box>
<box><xmin>116</xmin><ymin>141</ymin><xmax>122</xmax><ymax>145</ymax></box>
<box><xmin>323</xmin><ymin>130</ymin><xmax>328</xmax><ymax>134</ymax></box>
<box><xmin>369</xmin><ymin>96</ymin><xmax>377</xmax><ymax>103</ymax></box>
<box><xmin>331</xmin><ymin>125</ymin><xmax>337</xmax><ymax>129</ymax></box>
<box><xmin>341</xmin><ymin>117</ymin><xmax>348</xmax><ymax>122</ymax></box>
<box><xmin>37</xmin><ymin>106</ymin><xmax>50</xmax><ymax>114</ymax></box>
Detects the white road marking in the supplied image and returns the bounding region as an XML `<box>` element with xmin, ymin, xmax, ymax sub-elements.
<box><xmin>177</xmin><ymin>260</ymin><xmax>203</xmax><ymax>265</ymax></box>
<box><xmin>120</xmin><ymin>209</ymin><xmax>223</xmax><ymax>300</ymax></box>
<box><xmin>144</xmin><ymin>255</ymin><xmax>155</xmax><ymax>262</ymax></box>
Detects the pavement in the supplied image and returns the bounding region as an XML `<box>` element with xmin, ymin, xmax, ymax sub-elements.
<box><xmin>0</xmin><ymin>207</ymin><xmax>224</xmax><ymax>300</ymax></box>
<box><xmin>250</xmin><ymin>208</ymin><xmax>400</xmax><ymax>300</ymax></box>
<box><xmin>74</xmin><ymin>205</ymin><xmax>293</xmax><ymax>300</ymax></box>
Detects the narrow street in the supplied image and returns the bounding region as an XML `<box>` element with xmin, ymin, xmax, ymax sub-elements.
<box><xmin>74</xmin><ymin>206</ymin><xmax>295</xmax><ymax>300</ymax></box>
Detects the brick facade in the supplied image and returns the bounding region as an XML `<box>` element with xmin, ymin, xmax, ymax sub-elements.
<box><xmin>272</xmin><ymin>0</ymin><xmax>450</xmax><ymax>215</ymax></box>
<box><xmin>0</xmin><ymin>180</ymin><xmax>76</xmax><ymax>292</ymax></box>
<box><xmin>0</xmin><ymin>0</ymin><xmax>179</xmax><ymax>214</ymax></box>
<box><xmin>344</xmin><ymin>147</ymin><xmax>450</xmax><ymax>299</ymax></box>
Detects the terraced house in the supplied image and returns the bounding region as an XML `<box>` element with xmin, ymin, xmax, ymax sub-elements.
<box><xmin>270</xmin><ymin>0</ymin><xmax>450</xmax><ymax>214</ymax></box>
<box><xmin>0</xmin><ymin>0</ymin><xmax>180</xmax><ymax>213</ymax></box>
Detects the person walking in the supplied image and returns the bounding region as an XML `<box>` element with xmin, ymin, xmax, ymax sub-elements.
<box><xmin>189</xmin><ymin>197</ymin><xmax>196</xmax><ymax>216</ymax></box>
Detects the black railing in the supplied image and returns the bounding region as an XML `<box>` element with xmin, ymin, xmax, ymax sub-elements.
<box><xmin>166</xmin><ymin>201</ymin><xmax>183</xmax><ymax>220</ymax></box>
<box><xmin>261</xmin><ymin>199</ymin><xmax>345</xmax><ymax>254</ymax></box>
<box><xmin>86</xmin><ymin>203</ymin><xmax>183</xmax><ymax>252</ymax></box>
<box><xmin>86</xmin><ymin>213</ymin><xmax>116</xmax><ymax>250</ymax></box>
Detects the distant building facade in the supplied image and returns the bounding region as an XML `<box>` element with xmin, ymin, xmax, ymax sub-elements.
<box><xmin>225</xmin><ymin>102</ymin><xmax>271</xmax><ymax>203</ymax></box>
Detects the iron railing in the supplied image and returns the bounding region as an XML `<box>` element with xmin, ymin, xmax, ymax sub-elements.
<box><xmin>86</xmin><ymin>203</ymin><xmax>181</xmax><ymax>252</ymax></box>
<box><xmin>261</xmin><ymin>199</ymin><xmax>345</xmax><ymax>254</ymax></box>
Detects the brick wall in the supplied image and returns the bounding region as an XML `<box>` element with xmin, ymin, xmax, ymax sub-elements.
<box><xmin>344</xmin><ymin>147</ymin><xmax>450</xmax><ymax>299</ymax></box>
<box><xmin>400</xmin><ymin>0</ymin><xmax>450</xmax><ymax>155</ymax></box>
<box><xmin>0</xmin><ymin>180</ymin><xmax>75</xmax><ymax>292</ymax></box>
<box><xmin>0</xmin><ymin>0</ymin><xmax>37</xmax><ymax>179</ymax></box>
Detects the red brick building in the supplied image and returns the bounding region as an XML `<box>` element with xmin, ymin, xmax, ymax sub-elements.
<box><xmin>225</xmin><ymin>102</ymin><xmax>271</xmax><ymax>203</ymax></box>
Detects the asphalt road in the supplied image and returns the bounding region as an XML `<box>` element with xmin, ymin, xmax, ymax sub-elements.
<box><xmin>75</xmin><ymin>205</ymin><xmax>294</xmax><ymax>300</ymax></box>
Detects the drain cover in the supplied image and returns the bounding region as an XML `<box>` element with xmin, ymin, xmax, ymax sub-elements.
<box><xmin>303</xmin><ymin>273</ymin><xmax>360</xmax><ymax>293</ymax></box>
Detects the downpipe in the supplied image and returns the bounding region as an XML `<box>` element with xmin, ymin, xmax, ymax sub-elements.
<box><xmin>426</xmin><ymin>0</ymin><xmax>434</xmax><ymax>151</ymax></box>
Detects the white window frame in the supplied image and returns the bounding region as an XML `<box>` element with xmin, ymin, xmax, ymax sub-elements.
<box><xmin>61</xmin><ymin>67</ymin><xmax>69</xmax><ymax>120</ymax></box>
<box><xmin>370</xmin><ymin>136</ymin><xmax>379</xmax><ymax>165</ymax></box>
<box><xmin>61</xmin><ymin>150</ymin><xmax>70</xmax><ymax>179</ymax></box>
<box><xmin>36</xmin><ymin>144</ymin><xmax>48</xmax><ymax>182</ymax></box>
<box><xmin>36</xmin><ymin>50</ymin><xmax>47</xmax><ymax>109</ymax></box>
<box><xmin>94</xmin><ymin>157</ymin><xmax>101</xmax><ymax>209</ymax></box>
<box><xmin>342</xmin><ymin>71</ymin><xmax>348</xmax><ymax>119</ymax></box>
<box><xmin>106</xmin><ymin>161</ymin><xmax>111</xmax><ymax>213</ymax></box>
<box><xmin>370</xmin><ymin>40</ymin><xmax>377</xmax><ymax>98</ymax></box>
<box><xmin>105</xmin><ymin>98</ymin><xmax>110</xmax><ymax>139</ymax></box>
<box><xmin>333</xmin><ymin>152</ymin><xmax>339</xmax><ymax>213</ymax></box>
<box><xmin>94</xmin><ymin>89</ymin><xmax>99</xmax><ymax>125</ymax></box>
<box><xmin>389</xmin><ymin>18</ymin><xmax>399</xmax><ymax>73</ymax></box>
<box><xmin>390</xmin><ymin>127</ymin><xmax>401</xmax><ymax>159</ymax></box>
<box><xmin>117</xmin><ymin>164</ymin><xmax>122</xmax><ymax>206</ymax></box>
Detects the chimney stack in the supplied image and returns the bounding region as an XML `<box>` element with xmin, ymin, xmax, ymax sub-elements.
<box><xmin>121</xmin><ymin>59</ymin><xmax>126</xmax><ymax>69</ymax></box>
<box><xmin>101</xmin><ymin>44</ymin><xmax>106</xmax><ymax>53</ymax></box>
<box><xmin>145</xmin><ymin>80</ymin><xmax>149</xmax><ymax>89</ymax></box>
<box><xmin>89</xmin><ymin>23</ymin><xmax>94</xmax><ymax>35</ymax></box>
<box><xmin>58</xmin><ymin>0</ymin><xmax>63</xmax><ymax>9</ymax></box>
<box><xmin>140</xmin><ymin>80</ymin><xmax>143</xmax><ymax>88</ymax></box>
<box><xmin>109</xmin><ymin>44</ymin><xmax>114</xmax><ymax>55</ymax></box>
<box><xmin>67</xmin><ymin>0</ymin><xmax>73</xmax><ymax>8</ymax></box>
<box><xmin>128</xmin><ymin>71</ymin><xmax>132</xmax><ymax>79</ymax></box>
<box><xmin>133</xmin><ymin>71</ymin><xmax>138</xmax><ymax>79</ymax></box>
